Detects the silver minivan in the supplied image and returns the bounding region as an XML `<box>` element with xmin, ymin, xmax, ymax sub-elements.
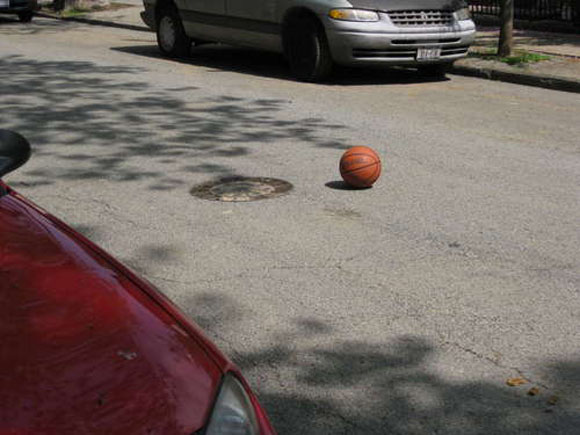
<box><xmin>141</xmin><ymin>0</ymin><xmax>476</xmax><ymax>81</ymax></box>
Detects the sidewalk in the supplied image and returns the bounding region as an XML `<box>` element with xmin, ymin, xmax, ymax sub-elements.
<box><xmin>37</xmin><ymin>4</ymin><xmax>580</xmax><ymax>93</ymax></box>
<box><xmin>453</xmin><ymin>26</ymin><xmax>580</xmax><ymax>92</ymax></box>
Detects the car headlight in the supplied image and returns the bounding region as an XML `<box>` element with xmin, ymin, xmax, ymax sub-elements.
<box><xmin>454</xmin><ymin>7</ymin><xmax>471</xmax><ymax>21</ymax></box>
<box><xmin>329</xmin><ymin>9</ymin><xmax>380</xmax><ymax>22</ymax></box>
<box><xmin>205</xmin><ymin>374</ymin><xmax>260</xmax><ymax>435</ymax></box>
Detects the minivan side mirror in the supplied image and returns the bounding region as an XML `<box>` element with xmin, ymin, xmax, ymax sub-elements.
<box><xmin>0</xmin><ymin>130</ymin><xmax>31</xmax><ymax>178</ymax></box>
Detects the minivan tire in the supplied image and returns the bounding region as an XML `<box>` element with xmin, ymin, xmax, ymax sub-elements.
<box><xmin>156</xmin><ymin>6</ymin><xmax>191</xmax><ymax>58</ymax></box>
<box><xmin>284</xmin><ymin>16</ymin><xmax>333</xmax><ymax>82</ymax></box>
<box><xmin>18</xmin><ymin>11</ymin><xmax>33</xmax><ymax>22</ymax></box>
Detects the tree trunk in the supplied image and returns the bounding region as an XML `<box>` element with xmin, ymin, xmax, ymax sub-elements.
<box><xmin>498</xmin><ymin>0</ymin><xmax>514</xmax><ymax>57</ymax></box>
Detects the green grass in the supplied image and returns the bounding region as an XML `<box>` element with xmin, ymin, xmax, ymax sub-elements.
<box><xmin>469</xmin><ymin>49</ymin><xmax>551</xmax><ymax>66</ymax></box>
<box><xmin>60</xmin><ymin>7</ymin><xmax>90</xmax><ymax>17</ymax></box>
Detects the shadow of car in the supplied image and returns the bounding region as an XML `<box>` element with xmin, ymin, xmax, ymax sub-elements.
<box><xmin>111</xmin><ymin>43</ymin><xmax>450</xmax><ymax>85</ymax></box>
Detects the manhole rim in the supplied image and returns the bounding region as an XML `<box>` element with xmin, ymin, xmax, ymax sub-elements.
<box><xmin>190</xmin><ymin>176</ymin><xmax>294</xmax><ymax>202</ymax></box>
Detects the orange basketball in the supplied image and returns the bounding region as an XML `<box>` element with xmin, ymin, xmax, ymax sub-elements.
<box><xmin>339</xmin><ymin>146</ymin><xmax>382</xmax><ymax>188</ymax></box>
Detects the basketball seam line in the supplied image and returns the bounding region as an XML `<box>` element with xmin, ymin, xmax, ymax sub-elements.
<box><xmin>343</xmin><ymin>154</ymin><xmax>381</xmax><ymax>161</ymax></box>
<box><xmin>370</xmin><ymin>163</ymin><xmax>381</xmax><ymax>181</ymax></box>
<box><xmin>341</xmin><ymin>161</ymin><xmax>381</xmax><ymax>175</ymax></box>
<box><xmin>344</xmin><ymin>152</ymin><xmax>380</xmax><ymax>159</ymax></box>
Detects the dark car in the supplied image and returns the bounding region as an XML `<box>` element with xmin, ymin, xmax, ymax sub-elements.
<box><xmin>0</xmin><ymin>130</ymin><xmax>275</xmax><ymax>435</ymax></box>
<box><xmin>0</xmin><ymin>0</ymin><xmax>37</xmax><ymax>22</ymax></box>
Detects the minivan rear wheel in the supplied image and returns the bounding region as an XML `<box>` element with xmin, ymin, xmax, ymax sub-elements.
<box><xmin>156</xmin><ymin>6</ymin><xmax>191</xmax><ymax>58</ymax></box>
<box><xmin>284</xmin><ymin>16</ymin><xmax>333</xmax><ymax>82</ymax></box>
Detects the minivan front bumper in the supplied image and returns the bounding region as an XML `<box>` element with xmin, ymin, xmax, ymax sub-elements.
<box><xmin>324</xmin><ymin>14</ymin><xmax>476</xmax><ymax>66</ymax></box>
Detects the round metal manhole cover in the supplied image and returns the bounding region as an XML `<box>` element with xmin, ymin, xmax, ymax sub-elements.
<box><xmin>190</xmin><ymin>177</ymin><xmax>293</xmax><ymax>202</ymax></box>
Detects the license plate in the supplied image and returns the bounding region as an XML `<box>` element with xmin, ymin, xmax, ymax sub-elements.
<box><xmin>0</xmin><ymin>0</ymin><xmax>9</xmax><ymax>7</ymax></box>
<box><xmin>417</xmin><ymin>47</ymin><xmax>442</xmax><ymax>61</ymax></box>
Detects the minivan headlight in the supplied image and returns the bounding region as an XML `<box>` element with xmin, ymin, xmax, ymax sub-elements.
<box><xmin>329</xmin><ymin>9</ymin><xmax>380</xmax><ymax>22</ymax></box>
<box><xmin>454</xmin><ymin>7</ymin><xmax>471</xmax><ymax>21</ymax></box>
<box><xmin>205</xmin><ymin>374</ymin><xmax>259</xmax><ymax>435</ymax></box>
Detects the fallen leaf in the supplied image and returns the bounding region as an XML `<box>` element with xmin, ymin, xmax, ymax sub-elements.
<box><xmin>528</xmin><ymin>387</ymin><xmax>540</xmax><ymax>396</ymax></box>
<box><xmin>547</xmin><ymin>395</ymin><xmax>559</xmax><ymax>406</ymax></box>
<box><xmin>506</xmin><ymin>377</ymin><xmax>528</xmax><ymax>387</ymax></box>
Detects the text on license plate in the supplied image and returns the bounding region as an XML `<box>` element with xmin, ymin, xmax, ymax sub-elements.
<box><xmin>417</xmin><ymin>47</ymin><xmax>442</xmax><ymax>61</ymax></box>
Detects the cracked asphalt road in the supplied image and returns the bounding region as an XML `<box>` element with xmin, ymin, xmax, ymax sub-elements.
<box><xmin>1</xmin><ymin>16</ymin><xmax>579</xmax><ymax>434</ymax></box>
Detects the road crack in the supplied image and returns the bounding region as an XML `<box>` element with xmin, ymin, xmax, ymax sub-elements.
<box><xmin>441</xmin><ymin>340</ymin><xmax>550</xmax><ymax>389</ymax></box>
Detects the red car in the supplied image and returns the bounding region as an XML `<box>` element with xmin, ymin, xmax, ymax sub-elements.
<box><xmin>0</xmin><ymin>130</ymin><xmax>275</xmax><ymax>435</ymax></box>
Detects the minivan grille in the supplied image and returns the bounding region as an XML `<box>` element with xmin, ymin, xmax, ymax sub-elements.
<box><xmin>388</xmin><ymin>10</ymin><xmax>454</xmax><ymax>27</ymax></box>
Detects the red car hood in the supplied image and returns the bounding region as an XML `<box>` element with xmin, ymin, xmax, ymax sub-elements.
<box><xmin>0</xmin><ymin>191</ymin><xmax>226</xmax><ymax>435</ymax></box>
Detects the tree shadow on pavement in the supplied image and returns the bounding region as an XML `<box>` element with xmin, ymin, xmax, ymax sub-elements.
<box><xmin>0</xmin><ymin>55</ymin><xmax>348</xmax><ymax>191</ymax></box>
<box><xmin>184</xmin><ymin>292</ymin><xmax>580</xmax><ymax>435</ymax></box>
<box><xmin>112</xmin><ymin>44</ymin><xmax>450</xmax><ymax>86</ymax></box>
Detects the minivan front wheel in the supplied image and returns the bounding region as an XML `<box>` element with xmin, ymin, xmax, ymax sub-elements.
<box><xmin>157</xmin><ymin>6</ymin><xmax>191</xmax><ymax>58</ymax></box>
<box><xmin>284</xmin><ymin>16</ymin><xmax>333</xmax><ymax>82</ymax></box>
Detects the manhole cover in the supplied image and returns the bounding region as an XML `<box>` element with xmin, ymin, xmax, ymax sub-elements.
<box><xmin>190</xmin><ymin>177</ymin><xmax>293</xmax><ymax>202</ymax></box>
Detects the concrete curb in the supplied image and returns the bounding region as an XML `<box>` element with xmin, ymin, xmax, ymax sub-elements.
<box><xmin>450</xmin><ymin>64</ymin><xmax>580</xmax><ymax>94</ymax></box>
<box><xmin>35</xmin><ymin>11</ymin><xmax>151</xmax><ymax>33</ymax></box>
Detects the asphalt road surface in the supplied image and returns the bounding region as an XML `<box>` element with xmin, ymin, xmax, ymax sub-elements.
<box><xmin>1</xmin><ymin>16</ymin><xmax>579</xmax><ymax>435</ymax></box>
